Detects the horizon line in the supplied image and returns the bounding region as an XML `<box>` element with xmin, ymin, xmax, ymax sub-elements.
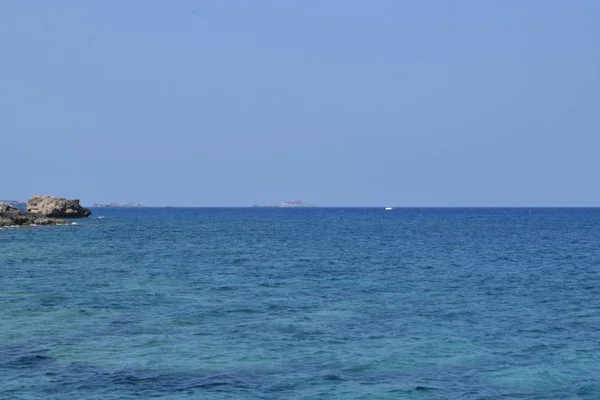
<box><xmin>85</xmin><ymin>205</ymin><xmax>600</xmax><ymax>209</ymax></box>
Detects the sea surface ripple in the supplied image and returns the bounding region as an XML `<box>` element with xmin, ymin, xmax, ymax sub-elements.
<box><xmin>1</xmin><ymin>208</ymin><xmax>600</xmax><ymax>399</ymax></box>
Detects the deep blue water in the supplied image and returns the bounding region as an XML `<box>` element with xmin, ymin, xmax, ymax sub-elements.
<box><xmin>2</xmin><ymin>207</ymin><xmax>600</xmax><ymax>399</ymax></box>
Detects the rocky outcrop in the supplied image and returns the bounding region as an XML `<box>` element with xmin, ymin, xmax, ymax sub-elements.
<box><xmin>27</xmin><ymin>195</ymin><xmax>92</xmax><ymax>218</ymax></box>
<box><xmin>0</xmin><ymin>204</ymin><xmax>71</xmax><ymax>227</ymax></box>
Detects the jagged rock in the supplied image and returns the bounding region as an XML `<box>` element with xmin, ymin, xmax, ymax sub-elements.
<box><xmin>0</xmin><ymin>204</ymin><xmax>70</xmax><ymax>227</ymax></box>
<box><xmin>27</xmin><ymin>195</ymin><xmax>91</xmax><ymax>218</ymax></box>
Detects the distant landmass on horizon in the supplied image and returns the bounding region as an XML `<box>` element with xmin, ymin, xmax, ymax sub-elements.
<box><xmin>0</xmin><ymin>200</ymin><xmax>26</xmax><ymax>208</ymax></box>
<box><xmin>92</xmin><ymin>202</ymin><xmax>145</xmax><ymax>208</ymax></box>
<box><xmin>252</xmin><ymin>200</ymin><xmax>316</xmax><ymax>208</ymax></box>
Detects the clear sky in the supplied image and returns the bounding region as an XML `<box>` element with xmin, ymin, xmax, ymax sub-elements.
<box><xmin>2</xmin><ymin>1</ymin><xmax>599</xmax><ymax>206</ymax></box>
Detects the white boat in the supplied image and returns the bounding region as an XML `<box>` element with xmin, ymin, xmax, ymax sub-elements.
<box><xmin>385</xmin><ymin>207</ymin><xmax>393</xmax><ymax>211</ymax></box>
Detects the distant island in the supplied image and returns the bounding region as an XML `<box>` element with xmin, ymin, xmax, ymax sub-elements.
<box><xmin>0</xmin><ymin>200</ymin><xmax>26</xmax><ymax>208</ymax></box>
<box><xmin>252</xmin><ymin>200</ymin><xmax>316</xmax><ymax>208</ymax></box>
<box><xmin>92</xmin><ymin>202</ymin><xmax>145</xmax><ymax>207</ymax></box>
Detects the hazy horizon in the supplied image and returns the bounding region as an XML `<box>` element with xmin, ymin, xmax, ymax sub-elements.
<box><xmin>6</xmin><ymin>197</ymin><xmax>600</xmax><ymax>209</ymax></box>
<box><xmin>2</xmin><ymin>1</ymin><xmax>599</xmax><ymax>207</ymax></box>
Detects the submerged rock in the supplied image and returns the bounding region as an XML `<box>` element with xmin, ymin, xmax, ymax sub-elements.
<box><xmin>27</xmin><ymin>195</ymin><xmax>91</xmax><ymax>218</ymax></box>
<box><xmin>0</xmin><ymin>204</ymin><xmax>71</xmax><ymax>227</ymax></box>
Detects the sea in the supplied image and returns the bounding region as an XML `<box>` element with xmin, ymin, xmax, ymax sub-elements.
<box><xmin>1</xmin><ymin>207</ymin><xmax>600</xmax><ymax>399</ymax></box>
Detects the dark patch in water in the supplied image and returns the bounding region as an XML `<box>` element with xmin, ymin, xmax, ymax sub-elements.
<box><xmin>213</xmin><ymin>286</ymin><xmax>235</xmax><ymax>291</ymax></box>
<box><xmin>2</xmin><ymin>354</ymin><xmax>55</xmax><ymax>368</ymax></box>
<box><xmin>323</xmin><ymin>374</ymin><xmax>345</xmax><ymax>381</ymax></box>
<box><xmin>413</xmin><ymin>385</ymin><xmax>435</xmax><ymax>392</ymax></box>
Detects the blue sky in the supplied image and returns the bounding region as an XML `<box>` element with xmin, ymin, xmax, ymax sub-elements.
<box><xmin>1</xmin><ymin>1</ymin><xmax>599</xmax><ymax>206</ymax></box>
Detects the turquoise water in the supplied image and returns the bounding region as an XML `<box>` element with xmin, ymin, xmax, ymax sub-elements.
<box><xmin>2</xmin><ymin>208</ymin><xmax>600</xmax><ymax>399</ymax></box>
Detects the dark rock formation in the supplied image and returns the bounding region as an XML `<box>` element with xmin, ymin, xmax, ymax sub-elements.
<box><xmin>0</xmin><ymin>204</ymin><xmax>71</xmax><ymax>227</ymax></box>
<box><xmin>27</xmin><ymin>195</ymin><xmax>92</xmax><ymax>218</ymax></box>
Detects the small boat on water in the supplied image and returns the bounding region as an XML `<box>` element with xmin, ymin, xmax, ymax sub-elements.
<box><xmin>385</xmin><ymin>207</ymin><xmax>393</xmax><ymax>211</ymax></box>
